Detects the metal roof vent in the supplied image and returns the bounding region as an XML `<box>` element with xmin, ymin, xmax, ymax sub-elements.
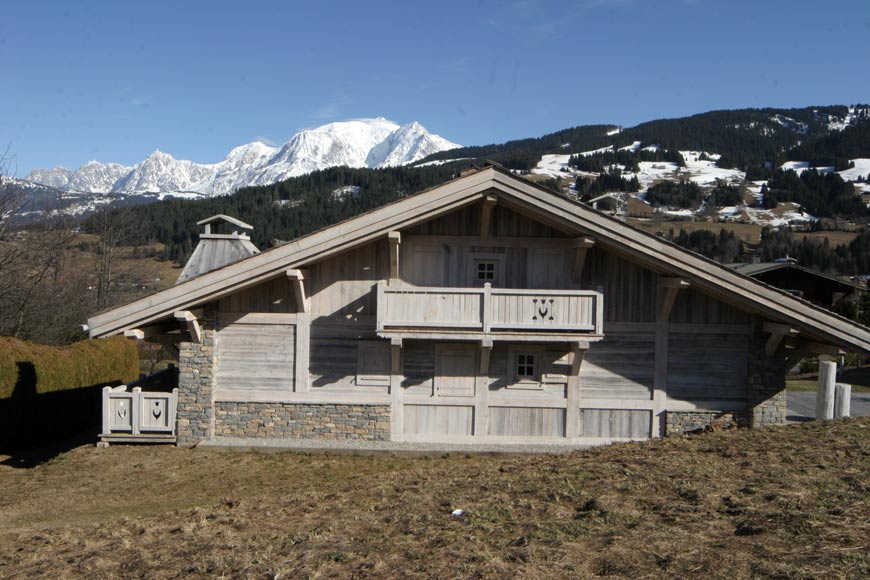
<box><xmin>176</xmin><ymin>215</ymin><xmax>260</xmax><ymax>284</ymax></box>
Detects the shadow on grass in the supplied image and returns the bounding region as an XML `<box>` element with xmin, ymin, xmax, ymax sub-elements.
<box><xmin>0</xmin><ymin>361</ymin><xmax>117</xmax><ymax>468</ymax></box>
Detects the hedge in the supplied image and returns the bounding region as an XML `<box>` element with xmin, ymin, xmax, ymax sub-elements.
<box><xmin>0</xmin><ymin>336</ymin><xmax>139</xmax><ymax>400</ymax></box>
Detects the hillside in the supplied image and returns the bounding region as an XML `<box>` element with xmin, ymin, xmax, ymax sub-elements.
<box><xmin>1</xmin><ymin>418</ymin><xmax>868</xmax><ymax>579</ymax></box>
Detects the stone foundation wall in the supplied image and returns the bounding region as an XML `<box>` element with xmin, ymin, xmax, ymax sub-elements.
<box><xmin>746</xmin><ymin>318</ymin><xmax>789</xmax><ymax>427</ymax></box>
<box><xmin>665</xmin><ymin>411</ymin><xmax>749</xmax><ymax>435</ymax></box>
<box><xmin>176</xmin><ymin>308</ymin><xmax>217</xmax><ymax>447</ymax></box>
<box><xmin>214</xmin><ymin>402</ymin><xmax>391</xmax><ymax>440</ymax></box>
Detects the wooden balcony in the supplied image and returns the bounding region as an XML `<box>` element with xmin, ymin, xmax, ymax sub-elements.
<box><xmin>376</xmin><ymin>282</ymin><xmax>604</xmax><ymax>342</ymax></box>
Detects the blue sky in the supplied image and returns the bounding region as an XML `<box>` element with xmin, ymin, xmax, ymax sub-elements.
<box><xmin>2</xmin><ymin>0</ymin><xmax>868</xmax><ymax>175</ymax></box>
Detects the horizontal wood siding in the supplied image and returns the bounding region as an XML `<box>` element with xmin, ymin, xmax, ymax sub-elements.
<box><xmin>580</xmin><ymin>332</ymin><xmax>655</xmax><ymax>400</ymax></box>
<box><xmin>488</xmin><ymin>407</ymin><xmax>565</xmax><ymax>437</ymax></box>
<box><xmin>578</xmin><ymin>409</ymin><xmax>651</xmax><ymax>438</ymax></box>
<box><xmin>403</xmin><ymin>405</ymin><xmax>473</xmax><ymax>436</ymax></box>
<box><xmin>216</xmin><ymin>320</ymin><xmax>295</xmax><ymax>393</ymax></box>
<box><xmin>668</xmin><ymin>333</ymin><xmax>748</xmax><ymax>403</ymax></box>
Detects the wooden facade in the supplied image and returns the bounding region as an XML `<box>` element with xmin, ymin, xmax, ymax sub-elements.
<box><xmin>88</xmin><ymin>167</ymin><xmax>870</xmax><ymax>446</ymax></box>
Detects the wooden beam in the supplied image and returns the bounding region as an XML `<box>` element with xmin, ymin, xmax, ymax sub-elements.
<box><xmin>286</xmin><ymin>269</ymin><xmax>308</xmax><ymax>313</ymax></box>
<box><xmin>173</xmin><ymin>311</ymin><xmax>202</xmax><ymax>343</ymax></box>
<box><xmin>571</xmin><ymin>237</ymin><xmax>595</xmax><ymax>283</ymax></box>
<box><xmin>565</xmin><ymin>341</ymin><xmax>588</xmax><ymax>439</ymax></box>
<box><xmin>388</xmin><ymin>231</ymin><xmax>401</xmax><ymax>284</ymax></box>
<box><xmin>474</xmin><ymin>339</ymin><xmax>493</xmax><ymax>437</ymax></box>
<box><xmin>390</xmin><ymin>337</ymin><xmax>403</xmax><ymax>438</ymax></box>
<box><xmin>480</xmin><ymin>195</ymin><xmax>497</xmax><ymax>240</ymax></box>
<box><xmin>657</xmin><ymin>277</ymin><xmax>691</xmax><ymax>321</ymax></box>
<box><xmin>124</xmin><ymin>329</ymin><xmax>145</xmax><ymax>340</ymax></box>
<box><xmin>479</xmin><ymin>338</ymin><xmax>493</xmax><ymax>375</ymax></box>
<box><xmin>783</xmin><ymin>346</ymin><xmax>811</xmax><ymax>370</ymax></box>
<box><xmin>763</xmin><ymin>322</ymin><xmax>795</xmax><ymax>356</ymax></box>
<box><xmin>782</xmin><ymin>336</ymin><xmax>842</xmax><ymax>356</ymax></box>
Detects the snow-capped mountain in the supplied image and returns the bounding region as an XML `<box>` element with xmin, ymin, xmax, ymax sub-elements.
<box><xmin>25</xmin><ymin>118</ymin><xmax>460</xmax><ymax>197</ymax></box>
<box><xmin>66</xmin><ymin>161</ymin><xmax>132</xmax><ymax>193</ymax></box>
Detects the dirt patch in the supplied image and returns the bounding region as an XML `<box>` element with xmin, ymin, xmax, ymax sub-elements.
<box><xmin>1</xmin><ymin>419</ymin><xmax>869</xmax><ymax>579</ymax></box>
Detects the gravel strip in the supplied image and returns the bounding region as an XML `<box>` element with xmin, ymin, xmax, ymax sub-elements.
<box><xmin>199</xmin><ymin>437</ymin><xmax>592</xmax><ymax>454</ymax></box>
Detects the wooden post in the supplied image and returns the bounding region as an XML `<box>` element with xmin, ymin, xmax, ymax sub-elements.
<box><xmin>286</xmin><ymin>269</ymin><xmax>308</xmax><ymax>313</ymax></box>
<box><xmin>388</xmin><ymin>231</ymin><xmax>401</xmax><ymax>284</ymax></box>
<box><xmin>480</xmin><ymin>195</ymin><xmax>497</xmax><ymax>240</ymax></box>
<box><xmin>565</xmin><ymin>342</ymin><xmax>587</xmax><ymax>439</ymax></box>
<box><xmin>482</xmin><ymin>282</ymin><xmax>492</xmax><ymax>333</ymax></box>
<box><xmin>816</xmin><ymin>360</ymin><xmax>837</xmax><ymax>419</ymax></box>
<box><xmin>131</xmin><ymin>387</ymin><xmax>142</xmax><ymax>435</ymax></box>
<box><xmin>474</xmin><ymin>339</ymin><xmax>492</xmax><ymax>437</ymax></box>
<box><xmin>101</xmin><ymin>386</ymin><xmax>112</xmax><ymax>437</ymax></box>
<box><xmin>295</xmin><ymin>312</ymin><xmax>310</xmax><ymax>392</ymax></box>
<box><xmin>389</xmin><ymin>337</ymin><xmax>403</xmax><ymax>438</ymax></box>
<box><xmin>571</xmin><ymin>237</ymin><xmax>595</xmax><ymax>283</ymax></box>
<box><xmin>834</xmin><ymin>383</ymin><xmax>851</xmax><ymax>418</ymax></box>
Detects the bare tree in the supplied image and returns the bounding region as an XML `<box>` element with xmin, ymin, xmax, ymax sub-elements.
<box><xmin>90</xmin><ymin>205</ymin><xmax>138</xmax><ymax>311</ymax></box>
<box><xmin>0</xmin><ymin>148</ymin><xmax>88</xmax><ymax>344</ymax></box>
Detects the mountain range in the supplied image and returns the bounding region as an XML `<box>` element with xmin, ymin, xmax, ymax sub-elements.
<box><xmin>25</xmin><ymin>118</ymin><xmax>459</xmax><ymax>197</ymax></box>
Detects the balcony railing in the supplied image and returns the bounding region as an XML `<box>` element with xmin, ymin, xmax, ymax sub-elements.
<box><xmin>376</xmin><ymin>282</ymin><xmax>603</xmax><ymax>338</ymax></box>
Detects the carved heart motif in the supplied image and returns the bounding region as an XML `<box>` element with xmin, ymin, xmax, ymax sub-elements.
<box><xmin>152</xmin><ymin>401</ymin><xmax>162</xmax><ymax>419</ymax></box>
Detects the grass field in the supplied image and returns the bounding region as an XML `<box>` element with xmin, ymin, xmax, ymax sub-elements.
<box><xmin>1</xmin><ymin>418</ymin><xmax>868</xmax><ymax>579</ymax></box>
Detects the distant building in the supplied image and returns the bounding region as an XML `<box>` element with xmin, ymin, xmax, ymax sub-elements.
<box><xmin>727</xmin><ymin>261</ymin><xmax>863</xmax><ymax>310</ymax></box>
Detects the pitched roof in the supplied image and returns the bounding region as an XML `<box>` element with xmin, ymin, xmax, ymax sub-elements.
<box><xmin>727</xmin><ymin>262</ymin><xmax>863</xmax><ymax>291</ymax></box>
<box><xmin>87</xmin><ymin>167</ymin><xmax>870</xmax><ymax>354</ymax></box>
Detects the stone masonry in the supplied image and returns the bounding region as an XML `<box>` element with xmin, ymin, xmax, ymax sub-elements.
<box><xmin>746</xmin><ymin>317</ymin><xmax>789</xmax><ymax>428</ymax></box>
<box><xmin>176</xmin><ymin>308</ymin><xmax>217</xmax><ymax>446</ymax></box>
<box><xmin>214</xmin><ymin>402</ymin><xmax>390</xmax><ymax>440</ymax></box>
<box><xmin>665</xmin><ymin>411</ymin><xmax>748</xmax><ymax>435</ymax></box>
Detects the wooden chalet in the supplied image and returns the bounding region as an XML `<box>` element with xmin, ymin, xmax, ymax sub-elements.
<box><xmin>88</xmin><ymin>167</ymin><xmax>870</xmax><ymax>446</ymax></box>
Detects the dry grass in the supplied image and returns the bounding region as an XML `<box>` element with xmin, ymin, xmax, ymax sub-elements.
<box><xmin>1</xmin><ymin>419</ymin><xmax>869</xmax><ymax>579</ymax></box>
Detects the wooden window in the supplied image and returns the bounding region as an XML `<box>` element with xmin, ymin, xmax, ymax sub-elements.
<box><xmin>468</xmin><ymin>253</ymin><xmax>505</xmax><ymax>286</ymax></box>
<box><xmin>356</xmin><ymin>341</ymin><xmax>391</xmax><ymax>387</ymax></box>
<box><xmin>508</xmin><ymin>345</ymin><xmax>544</xmax><ymax>389</ymax></box>
<box><xmin>476</xmin><ymin>261</ymin><xmax>496</xmax><ymax>281</ymax></box>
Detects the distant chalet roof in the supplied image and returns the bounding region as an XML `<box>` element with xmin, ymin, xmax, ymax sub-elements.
<box><xmin>727</xmin><ymin>262</ymin><xmax>863</xmax><ymax>291</ymax></box>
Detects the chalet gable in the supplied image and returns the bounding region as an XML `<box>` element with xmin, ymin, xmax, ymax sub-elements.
<box><xmin>87</xmin><ymin>167</ymin><xmax>870</xmax><ymax>355</ymax></box>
